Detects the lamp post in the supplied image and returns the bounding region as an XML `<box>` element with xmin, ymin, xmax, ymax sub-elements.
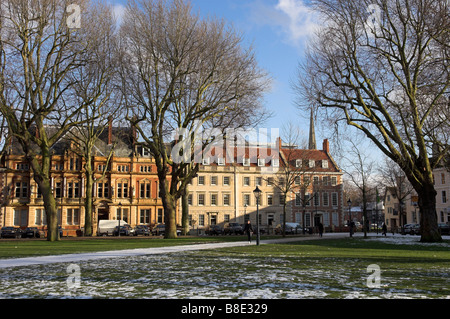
<box><xmin>347</xmin><ymin>199</ymin><xmax>352</xmax><ymax>237</ymax></box>
<box><xmin>253</xmin><ymin>186</ymin><xmax>262</xmax><ymax>246</ymax></box>
<box><xmin>118</xmin><ymin>202</ymin><xmax>122</xmax><ymax>237</ymax></box>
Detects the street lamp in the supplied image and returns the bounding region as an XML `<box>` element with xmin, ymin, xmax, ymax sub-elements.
<box><xmin>253</xmin><ymin>186</ymin><xmax>262</xmax><ymax>246</ymax></box>
<box><xmin>118</xmin><ymin>202</ymin><xmax>122</xmax><ymax>237</ymax></box>
<box><xmin>347</xmin><ymin>199</ymin><xmax>352</xmax><ymax>237</ymax></box>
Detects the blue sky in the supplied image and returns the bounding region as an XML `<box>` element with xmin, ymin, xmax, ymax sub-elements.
<box><xmin>109</xmin><ymin>0</ymin><xmax>321</xmax><ymax>141</ymax></box>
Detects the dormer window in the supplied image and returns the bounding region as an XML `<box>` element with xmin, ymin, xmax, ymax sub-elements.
<box><xmin>243</xmin><ymin>157</ymin><xmax>250</xmax><ymax>167</ymax></box>
<box><xmin>217</xmin><ymin>157</ymin><xmax>225</xmax><ymax>166</ymax></box>
<box><xmin>309</xmin><ymin>159</ymin><xmax>315</xmax><ymax>168</ymax></box>
<box><xmin>295</xmin><ymin>159</ymin><xmax>302</xmax><ymax>168</ymax></box>
<box><xmin>272</xmin><ymin>158</ymin><xmax>279</xmax><ymax>167</ymax></box>
<box><xmin>322</xmin><ymin>160</ymin><xmax>329</xmax><ymax>168</ymax></box>
<box><xmin>258</xmin><ymin>158</ymin><xmax>265</xmax><ymax>167</ymax></box>
<box><xmin>202</xmin><ymin>157</ymin><xmax>210</xmax><ymax>165</ymax></box>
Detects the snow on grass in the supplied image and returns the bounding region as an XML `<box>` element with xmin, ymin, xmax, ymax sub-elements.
<box><xmin>0</xmin><ymin>235</ymin><xmax>448</xmax><ymax>299</ymax></box>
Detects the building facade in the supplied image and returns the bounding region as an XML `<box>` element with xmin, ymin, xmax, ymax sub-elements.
<box><xmin>434</xmin><ymin>166</ymin><xmax>450</xmax><ymax>224</ymax></box>
<box><xmin>0</xmin><ymin>124</ymin><xmax>345</xmax><ymax>236</ymax></box>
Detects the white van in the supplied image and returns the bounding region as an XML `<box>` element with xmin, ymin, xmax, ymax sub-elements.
<box><xmin>97</xmin><ymin>220</ymin><xmax>128</xmax><ymax>236</ymax></box>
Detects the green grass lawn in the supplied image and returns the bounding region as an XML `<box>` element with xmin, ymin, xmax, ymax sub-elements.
<box><xmin>0</xmin><ymin>235</ymin><xmax>448</xmax><ymax>299</ymax></box>
<box><xmin>0</xmin><ymin>235</ymin><xmax>273</xmax><ymax>259</ymax></box>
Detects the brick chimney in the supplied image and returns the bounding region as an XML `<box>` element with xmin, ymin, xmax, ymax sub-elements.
<box><xmin>323</xmin><ymin>139</ymin><xmax>330</xmax><ymax>153</ymax></box>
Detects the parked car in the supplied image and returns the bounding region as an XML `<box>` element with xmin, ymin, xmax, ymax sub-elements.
<box><xmin>274</xmin><ymin>222</ymin><xmax>307</xmax><ymax>235</ymax></box>
<box><xmin>401</xmin><ymin>223</ymin><xmax>419</xmax><ymax>235</ymax></box>
<box><xmin>134</xmin><ymin>225</ymin><xmax>150</xmax><ymax>236</ymax></box>
<box><xmin>206</xmin><ymin>225</ymin><xmax>224</xmax><ymax>236</ymax></box>
<box><xmin>1</xmin><ymin>227</ymin><xmax>24</xmax><ymax>239</ymax></box>
<box><xmin>23</xmin><ymin>227</ymin><xmax>40</xmax><ymax>238</ymax></box>
<box><xmin>97</xmin><ymin>220</ymin><xmax>128</xmax><ymax>236</ymax></box>
<box><xmin>411</xmin><ymin>224</ymin><xmax>421</xmax><ymax>235</ymax></box>
<box><xmin>151</xmin><ymin>224</ymin><xmax>182</xmax><ymax>236</ymax></box>
<box><xmin>113</xmin><ymin>225</ymin><xmax>135</xmax><ymax>236</ymax></box>
<box><xmin>224</xmin><ymin>223</ymin><xmax>244</xmax><ymax>235</ymax></box>
<box><xmin>438</xmin><ymin>223</ymin><xmax>450</xmax><ymax>235</ymax></box>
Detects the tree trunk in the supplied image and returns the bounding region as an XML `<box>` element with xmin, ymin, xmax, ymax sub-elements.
<box><xmin>41</xmin><ymin>181</ymin><xmax>59</xmax><ymax>242</ymax></box>
<box><xmin>419</xmin><ymin>185</ymin><xmax>441</xmax><ymax>243</ymax></box>
<box><xmin>181</xmin><ymin>185</ymin><xmax>189</xmax><ymax>236</ymax></box>
<box><xmin>159</xmin><ymin>180</ymin><xmax>178</xmax><ymax>239</ymax></box>
<box><xmin>84</xmin><ymin>172</ymin><xmax>94</xmax><ymax>237</ymax></box>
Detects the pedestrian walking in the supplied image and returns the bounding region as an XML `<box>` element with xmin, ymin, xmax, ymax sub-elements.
<box><xmin>382</xmin><ymin>223</ymin><xmax>387</xmax><ymax>237</ymax></box>
<box><xmin>243</xmin><ymin>220</ymin><xmax>253</xmax><ymax>243</ymax></box>
<box><xmin>318</xmin><ymin>222</ymin><xmax>324</xmax><ymax>237</ymax></box>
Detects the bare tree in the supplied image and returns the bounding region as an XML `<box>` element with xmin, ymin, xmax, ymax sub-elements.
<box><xmin>296</xmin><ymin>0</ymin><xmax>449</xmax><ymax>242</ymax></box>
<box><xmin>119</xmin><ymin>0</ymin><xmax>270</xmax><ymax>238</ymax></box>
<box><xmin>341</xmin><ymin>138</ymin><xmax>377</xmax><ymax>238</ymax></box>
<box><xmin>0</xmin><ymin>0</ymin><xmax>117</xmax><ymax>241</ymax></box>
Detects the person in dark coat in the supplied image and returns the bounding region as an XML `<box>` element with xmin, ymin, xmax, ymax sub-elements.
<box><xmin>243</xmin><ymin>220</ymin><xmax>253</xmax><ymax>243</ymax></box>
<box><xmin>318</xmin><ymin>222</ymin><xmax>324</xmax><ymax>237</ymax></box>
<box><xmin>382</xmin><ymin>223</ymin><xmax>387</xmax><ymax>237</ymax></box>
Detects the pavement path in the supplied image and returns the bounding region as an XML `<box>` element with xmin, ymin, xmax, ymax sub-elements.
<box><xmin>0</xmin><ymin>233</ymin><xmax>352</xmax><ymax>269</ymax></box>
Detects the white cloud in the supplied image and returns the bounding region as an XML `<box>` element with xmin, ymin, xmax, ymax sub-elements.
<box><xmin>275</xmin><ymin>0</ymin><xmax>319</xmax><ymax>44</ymax></box>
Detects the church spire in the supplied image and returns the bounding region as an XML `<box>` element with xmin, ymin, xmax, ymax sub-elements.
<box><xmin>308</xmin><ymin>108</ymin><xmax>317</xmax><ymax>150</ymax></box>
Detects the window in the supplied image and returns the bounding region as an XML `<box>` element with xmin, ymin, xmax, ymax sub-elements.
<box><xmin>211</xmin><ymin>176</ymin><xmax>217</xmax><ymax>186</ymax></box>
<box><xmin>272</xmin><ymin>158</ymin><xmax>279</xmax><ymax>167</ymax></box>
<box><xmin>258</xmin><ymin>158</ymin><xmax>265</xmax><ymax>166</ymax></box>
<box><xmin>322</xmin><ymin>176</ymin><xmax>330</xmax><ymax>186</ymax></box>
<box><xmin>305</xmin><ymin>193</ymin><xmax>311</xmax><ymax>206</ymax></box>
<box><xmin>256</xmin><ymin>177</ymin><xmax>262</xmax><ymax>186</ymax></box>
<box><xmin>202</xmin><ymin>157</ymin><xmax>210</xmax><ymax>165</ymax></box>
<box><xmin>295</xmin><ymin>193</ymin><xmax>301</xmax><ymax>206</ymax></box>
<box><xmin>313</xmin><ymin>192</ymin><xmax>320</xmax><ymax>206</ymax></box>
<box><xmin>15</xmin><ymin>182</ymin><xmax>28</xmax><ymax>198</ymax></box>
<box><xmin>443</xmin><ymin>191</ymin><xmax>447</xmax><ymax>204</ymax></box>
<box><xmin>267</xmin><ymin>177</ymin><xmax>273</xmax><ymax>186</ymax></box>
<box><xmin>309</xmin><ymin>159</ymin><xmax>315</xmax><ymax>168</ymax></box>
<box><xmin>117</xmin><ymin>165</ymin><xmax>129</xmax><ymax>172</ymax></box>
<box><xmin>54</xmin><ymin>163</ymin><xmax>63</xmax><ymax>171</ymax></box>
<box><xmin>323</xmin><ymin>192</ymin><xmax>329</xmax><ymax>206</ymax></box>
<box><xmin>52</xmin><ymin>182</ymin><xmax>61</xmax><ymax>198</ymax></box>
<box><xmin>332</xmin><ymin>192</ymin><xmax>338</xmax><ymax>207</ymax></box>
<box><xmin>223</xmin><ymin>194</ymin><xmax>230</xmax><ymax>206</ymax></box>
<box><xmin>140</xmin><ymin>165</ymin><xmax>151</xmax><ymax>172</ymax></box>
<box><xmin>441</xmin><ymin>173</ymin><xmax>446</xmax><ymax>184</ymax></box>
<box><xmin>243</xmin><ymin>157</ymin><xmax>250</xmax><ymax>166</ymax></box>
<box><xmin>244</xmin><ymin>194</ymin><xmax>250</xmax><ymax>206</ymax></box>
<box><xmin>224</xmin><ymin>214</ymin><xmax>230</xmax><ymax>223</ymax></box>
<box><xmin>117</xmin><ymin>182</ymin><xmax>129</xmax><ymax>198</ymax></box>
<box><xmin>188</xmin><ymin>194</ymin><xmax>193</xmax><ymax>205</ymax></box>
<box><xmin>199</xmin><ymin>214</ymin><xmax>205</xmax><ymax>226</ymax></box>
<box><xmin>70</xmin><ymin>158</ymin><xmax>81</xmax><ymax>171</ymax></box>
<box><xmin>295</xmin><ymin>159</ymin><xmax>302</xmax><ymax>168</ymax></box>
<box><xmin>313</xmin><ymin>176</ymin><xmax>319</xmax><ymax>185</ymax></box>
<box><xmin>331</xmin><ymin>176</ymin><xmax>337</xmax><ymax>186</ymax></box>
<box><xmin>223</xmin><ymin>176</ymin><xmax>230</xmax><ymax>186</ymax></box>
<box><xmin>294</xmin><ymin>176</ymin><xmax>301</xmax><ymax>185</ymax></box>
<box><xmin>211</xmin><ymin>194</ymin><xmax>217</xmax><ymax>206</ymax></box>
<box><xmin>198</xmin><ymin>176</ymin><xmax>205</xmax><ymax>185</ymax></box>
<box><xmin>67</xmin><ymin>208</ymin><xmax>80</xmax><ymax>225</ymax></box>
<box><xmin>217</xmin><ymin>157</ymin><xmax>225</xmax><ymax>166</ymax></box>
<box><xmin>322</xmin><ymin>160</ymin><xmax>329</xmax><ymax>168</ymax></box>
<box><xmin>198</xmin><ymin>194</ymin><xmax>205</xmax><ymax>206</ymax></box>
<box><xmin>157</xmin><ymin>208</ymin><xmax>163</xmax><ymax>223</ymax></box>
<box><xmin>243</xmin><ymin>177</ymin><xmax>250</xmax><ymax>186</ymax></box>
<box><xmin>35</xmin><ymin>208</ymin><xmax>47</xmax><ymax>225</ymax></box>
<box><xmin>267</xmin><ymin>194</ymin><xmax>273</xmax><ymax>206</ymax></box>
<box><xmin>279</xmin><ymin>194</ymin><xmax>285</xmax><ymax>205</ymax></box>
<box><xmin>140</xmin><ymin>209</ymin><xmax>151</xmax><ymax>224</ymax></box>
<box><xmin>67</xmin><ymin>181</ymin><xmax>80</xmax><ymax>198</ymax></box>
<box><xmin>117</xmin><ymin>207</ymin><xmax>129</xmax><ymax>223</ymax></box>
<box><xmin>98</xmin><ymin>183</ymin><xmax>109</xmax><ymax>198</ymax></box>
<box><xmin>14</xmin><ymin>208</ymin><xmax>28</xmax><ymax>226</ymax></box>
<box><xmin>140</xmin><ymin>182</ymin><xmax>151</xmax><ymax>198</ymax></box>
<box><xmin>16</xmin><ymin>163</ymin><xmax>29</xmax><ymax>170</ymax></box>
